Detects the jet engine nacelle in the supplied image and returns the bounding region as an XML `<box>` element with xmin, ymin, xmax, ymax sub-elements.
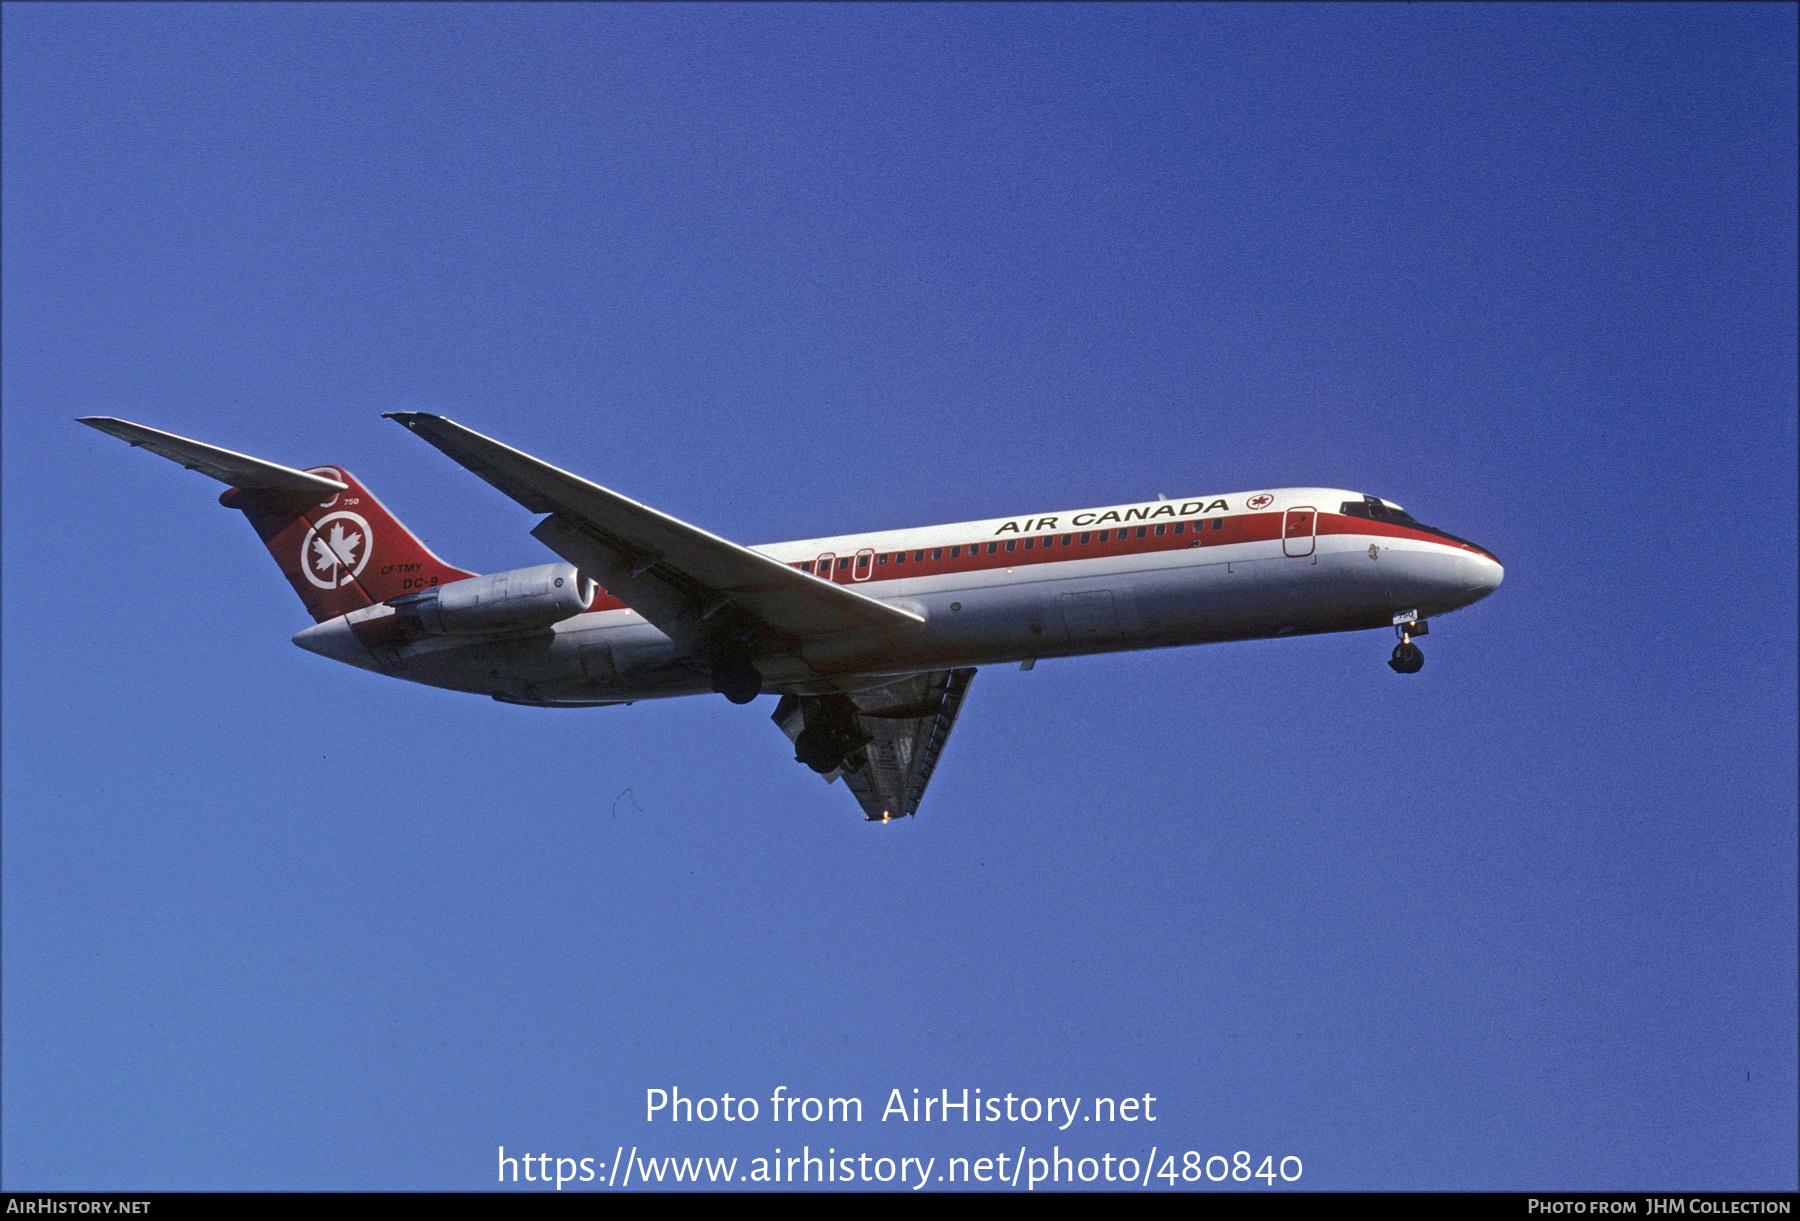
<box><xmin>392</xmin><ymin>562</ymin><xmax>594</xmax><ymax>635</ymax></box>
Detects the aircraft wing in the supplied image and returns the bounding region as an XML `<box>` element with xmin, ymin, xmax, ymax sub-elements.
<box><xmin>383</xmin><ymin>413</ymin><xmax>923</xmax><ymax>651</ymax></box>
<box><xmin>77</xmin><ymin>417</ymin><xmax>348</xmax><ymax>494</ymax></box>
<box><xmin>772</xmin><ymin>668</ymin><xmax>976</xmax><ymax>821</ymax></box>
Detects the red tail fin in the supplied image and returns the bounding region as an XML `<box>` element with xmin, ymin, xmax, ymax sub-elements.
<box><xmin>220</xmin><ymin>467</ymin><xmax>476</xmax><ymax>622</ymax></box>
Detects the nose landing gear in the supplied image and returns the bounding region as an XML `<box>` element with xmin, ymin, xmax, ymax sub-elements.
<box><xmin>1387</xmin><ymin>618</ymin><xmax>1427</xmax><ymax>674</ymax></box>
<box><xmin>1388</xmin><ymin>640</ymin><xmax>1424</xmax><ymax>674</ymax></box>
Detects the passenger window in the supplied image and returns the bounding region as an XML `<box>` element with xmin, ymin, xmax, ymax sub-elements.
<box><xmin>1212</xmin><ymin>518</ymin><xmax>1223</xmax><ymax>531</ymax></box>
<box><xmin>932</xmin><ymin>548</ymin><xmax>943</xmax><ymax>560</ymax></box>
<box><xmin>894</xmin><ymin>552</ymin><xmax>905</xmax><ymax>564</ymax></box>
<box><xmin>837</xmin><ymin>556</ymin><xmax>851</xmax><ymax>570</ymax></box>
<box><xmin>987</xmin><ymin>542</ymin><xmax>998</xmax><ymax>554</ymax></box>
<box><xmin>1005</xmin><ymin>540</ymin><xmax>1016</xmax><ymax>552</ymax></box>
<box><xmin>1155</xmin><ymin>524</ymin><xmax>1165</xmax><ymax>536</ymax></box>
<box><xmin>914</xmin><ymin>550</ymin><xmax>925</xmax><ymax>562</ymax></box>
<box><xmin>1061</xmin><ymin>534</ymin><xmax>1072</xmax><ymax>545</ymax></box>
<box><xmin>1023</xmin><ymin>538</ymin><xmax>1034</xmax><ymax>550</ymax></box>
<box><xmin>1173</xmin><ymin>522</ymin><xmax>1184</xmax><ymax>534</ymax></box>
<box><xmin>877</xmin><ymin>554</ymin><xmax>888</xmax><ymax>566</ymax></box>
<box><xmin>950</xmin><ymin>545</ymin><xmax>961</xmax><ymax>558</ymax></box>
<box><xmin>1136</xmin><ymin>526</ymin><xmax>1147</xmax><ymax>538</ymax></box>
<box><xmin>1080</xmin><ymin>532</ymin><xmax>1091</xmax><ymax>544</ymax></box>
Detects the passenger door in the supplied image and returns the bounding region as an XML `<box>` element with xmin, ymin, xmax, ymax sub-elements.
<box><xmin>1282</xmin><ymin>507</ymin><xmax>1316</xmax><ymax>558</ymax></box>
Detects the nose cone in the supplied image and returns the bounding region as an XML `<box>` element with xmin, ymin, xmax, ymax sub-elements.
<box><xmin>1459</xmin><ymin>550</ymin><xmax>1504</xmax><ymax>603</ymax></box>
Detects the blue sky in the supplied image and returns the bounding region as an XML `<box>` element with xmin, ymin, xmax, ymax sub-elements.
<box><xmin>4</xmin><ymin>3</ymin><xmax>1794</xmax><ymax>1191</ymax></box>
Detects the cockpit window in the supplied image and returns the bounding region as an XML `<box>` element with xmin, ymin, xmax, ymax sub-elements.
<box><xmin>1339</xmin><ymin>496</ymin><xmax>1417</xmax><ymax>524</ymax></box>
<box><xmin>1334</xmin><ymin>496</ymin><xmax>1496</xmax><ymax>563</ymax></box>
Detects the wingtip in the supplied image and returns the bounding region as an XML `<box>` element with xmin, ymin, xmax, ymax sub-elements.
<box><xmin>382</xmin><ymin>411</ymin><xmax>449</xmax><ymax>431</ymax></box>
<box><xmin>75</xmin><ymin>416</ymin><xmax>141</xmax><ymax>442</ymax></box>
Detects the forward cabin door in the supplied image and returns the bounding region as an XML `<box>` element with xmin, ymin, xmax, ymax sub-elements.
<box><xmin>1282</xmin><ymin>507</ymin><xmax>1316</xmax><ymax>558</ymax></box>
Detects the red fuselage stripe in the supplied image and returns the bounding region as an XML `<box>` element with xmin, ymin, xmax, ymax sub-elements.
<box><xmin>570</xmin><ymin>511</ymin><xmax>1482</xmax><ymax>612</ymax></box>
<box><xmin>789</xmin><ymin>512</ymin><xmax>1486</xmax><ymax>589</ymax></box>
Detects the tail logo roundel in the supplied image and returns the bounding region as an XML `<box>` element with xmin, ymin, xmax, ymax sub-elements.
<box><xmin>301</xmin><ymin>511</ymin><xmax>373</xmax><ymax>589</ymax></box>
<box><xmin>308</xmin><ymin>467</ymin><xmax>345</xmax><ymax>511</ymax></box>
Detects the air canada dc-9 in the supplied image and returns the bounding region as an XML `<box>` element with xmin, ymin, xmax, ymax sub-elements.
<box><xmin>81</xmin><ymin>415</ymin><xmax>1503</xmax><ymax>823</ymax></box>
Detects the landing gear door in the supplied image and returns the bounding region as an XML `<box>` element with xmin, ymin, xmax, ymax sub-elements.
<box><xmin>1282</xmin><ymin>507</ymin><xmax>1316</xmax><ymax>558</ymax></box>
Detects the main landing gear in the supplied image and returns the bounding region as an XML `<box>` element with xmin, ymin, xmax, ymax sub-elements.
<box><xmin>786</xmin><ymin>694</ymin><xmax>870</xmax><ymax>776</ymax></box>
<box><xmin>710</xmin><ymin>655</ymin><xmax>763</xmax><ymax>704</ymax></box>
<box><xmin>1388</xmin><ymin>617</ymin><xmax>1427</xmax><ymax>674</ymax></box>
<box><xmin>793</xmin><ymin>727</ymin><xmax>843</xmax><ymax>774</ymax></box>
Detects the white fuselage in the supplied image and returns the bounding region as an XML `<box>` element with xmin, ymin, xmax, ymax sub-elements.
<box><xmin>294</xmin><ymin>487</ymin><xmax>1503</xmax><ymax>704</ymax></box>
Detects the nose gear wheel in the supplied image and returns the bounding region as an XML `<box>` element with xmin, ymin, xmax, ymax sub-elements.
<box><xmin>1388</xmin><ymin>640</ymin><xmax>1424</xmax><ymax>674</ymax></box>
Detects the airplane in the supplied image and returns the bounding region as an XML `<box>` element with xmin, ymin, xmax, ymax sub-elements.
<box><xmin>79</xmin><ymin>414</ymin><xmax>1503</xmax><ymax>823</ymax></box>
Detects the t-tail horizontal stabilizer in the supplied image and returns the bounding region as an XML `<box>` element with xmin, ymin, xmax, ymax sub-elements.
<box><xmin>79</xmin><ymin>415</ymin><xmax>474</xmax><ymax>623</ymax></box>
<box><xmin>77</xmin><ymin>416</ymin><xmax>347</xmax><ymax>494</ymax></box>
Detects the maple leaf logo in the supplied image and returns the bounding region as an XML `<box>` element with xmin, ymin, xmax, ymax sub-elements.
<box><xmin>312</xmin><ymin>523</ymin><xmax>362</xmax><ymax>574</ymax></box>
<box><xmin>300</xmin><ymin>512</ymin><xmax>373</xmax><ymax>590</ymax></box>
